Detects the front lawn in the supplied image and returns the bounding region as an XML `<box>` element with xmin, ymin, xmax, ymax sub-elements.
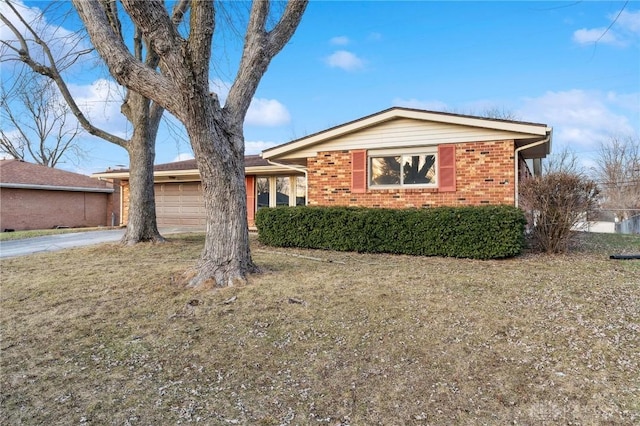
<box><xmin>1</xmin><ymin>233</ymin><xmax>638</xmax><ymax>424</ymax></box>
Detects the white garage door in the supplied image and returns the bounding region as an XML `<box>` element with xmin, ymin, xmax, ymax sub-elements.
<box><xmin>155</xmin><ymin>182</ymin><xmax>206</xmax><ymax>228</ymax></box>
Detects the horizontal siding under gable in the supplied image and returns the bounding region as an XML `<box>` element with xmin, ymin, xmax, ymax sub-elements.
<box><xmin>285</xmin><ymin>118</ymin><xmax>539</xmax><ymax>159</ymax></box>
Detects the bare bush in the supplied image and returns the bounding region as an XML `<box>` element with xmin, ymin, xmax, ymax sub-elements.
<box><xmin>520</xmin><ymin>172</ymin><xmax>600</xmax><ymax>253</ymax></box>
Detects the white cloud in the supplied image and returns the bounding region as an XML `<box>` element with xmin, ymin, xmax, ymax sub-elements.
<box><xmin>517</xmin><ymin>89</ymin><xmax>638</xmax><ymax>153</ymax></box>
<box><xmin>0</xmin><ymin>0</ymin><xmax>93</xmax><ymax>69</ymax></box>
<box><xmin>245</xmin><ymin>140</ymin><xmax>278</xmax><ymax>155</ymax></box>
<box><xmin>246</xmin><ymin>98</ymin><xmax>290</xmax><ymax>127</ymax></box>
<box><xmin>573</xmin><ymin>28</ymin><xmax>618</xmax><ymax>45</ymax></box>
<box><xmin>616</xmin><ymin>9</ymin><xmax>640</xmax><ymax>33</ymax></box>
<box><xmin>368</xmin><ymin>32</ymin><xmax>383</xmax><ymax>42</ymax></box>
<box><xmin>573</xmin><ymin>8</ymin><xmax>640</xmax><ymax>47</ymax></box>
<box><xmin>68</xmin><ymin>79</ymin><xmax>129</xmax><ymax>138</ymax></box>
<box><xmin>325</xmin><ymin>50</ymin><xmax>365</xmax><ymax>71</ymax></box>
<box><xmin>330</xmin><ymin>36</ymin><xmax>350</xmax><ymax>46</ymax></box>
<box><xmin>210</xmin><ymin>78</ymin><xmax>290</xmax><ymax>127</ymax></box>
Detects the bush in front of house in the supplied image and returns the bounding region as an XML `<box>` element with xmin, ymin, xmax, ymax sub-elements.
<box><xmin>255</xmin><ymin>205</ymin><xmax>527</xmax><ymax>259</ymax></box>
<box><xmin>519</xmin><ymin>171</ymin><xmax>600</xmax><ymax>253</ymax></box>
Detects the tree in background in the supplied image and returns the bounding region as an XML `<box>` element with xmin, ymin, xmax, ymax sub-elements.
<box><xmin>1</xmin><ymin>75</ymin><xmax>85</xmax><ymax>167</ymax></box>
<box><xmin>593</xmin><ymin>134</ymin><xmax>640</xmax><ymax>222</ymax></box>
<box><xmin>1</xmin><ymin>0</ymin><xmax>188</xmax><ymax>244</ymax></box>
<box><xmin>73</xmin><ymin>0</ymin><xmax>308</xmax><ymax>288</ymax></box>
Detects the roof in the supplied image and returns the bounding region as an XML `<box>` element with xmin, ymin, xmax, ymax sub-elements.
<box><xmin>0</xmin><ymin>159</ymin><xmax>113</xmax><ymax>193</ymax></box>
<box><xmin>143</xmin><ymin>155</ymin><xmax>270</xmax><ymax>172</ymax></box>
<box><xmin>92</xmin><ymin>155</ymin><xmax>278</xmax><ymax>180</ymax></box>
<box><xmin>262</xmin><ymin>106</ymin><xmax>552</xmax><ymax>160</ymax></box>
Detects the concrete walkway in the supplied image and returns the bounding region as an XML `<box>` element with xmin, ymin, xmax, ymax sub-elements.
<box><xmin>0</xmin><ymin>228</ymin><xmax>200</xmax><ymax>259</ymax></box>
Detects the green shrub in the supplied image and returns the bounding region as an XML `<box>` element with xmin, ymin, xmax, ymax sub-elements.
<box><xmin>256</xmin><ymin>205</ymin><xmax>527</xmax><ymax>259</ymax></box>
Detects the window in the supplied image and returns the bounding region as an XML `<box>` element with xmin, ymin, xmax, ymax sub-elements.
<box><xmin>256</xmin><ymin>177</ymin><xmax>270</xmax><ymax>209</ymax></box>
<box><xmin>256</xmin><ymin>175</ymin><xmax>306</xmax><ymax>208</ymax></box>
<box><xmin>370</xmin><ymin>153</ymin><xmax>436</xmax><ymax>187</ymax></box>
<box><xmin>295</xmin><ymin>176</ymin><xmax>306</xmax><ymax>205</ymax></box>
<box><xmin>275</xmin><ymin>177</ymin><xmax>290</xmax><ymax>206</ymax></box>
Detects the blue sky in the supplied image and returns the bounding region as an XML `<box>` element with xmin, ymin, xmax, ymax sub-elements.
<box><xmin>1</xmin><ymin>1</ymin><xmax>639</xmax><ymax>174</ymax></box>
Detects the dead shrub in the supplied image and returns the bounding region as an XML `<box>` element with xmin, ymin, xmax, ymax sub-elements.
<box><xmin>520</xmin><ymin>172</ymin><xmax>599</xmax><ymax>253</ymax></box>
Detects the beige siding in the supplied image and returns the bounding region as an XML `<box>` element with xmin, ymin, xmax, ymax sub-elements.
<box><xmin>155</xmin><ymin>182</ymin><xmax>206</xmax><ymax>228</ymax></box>
<box><xmin>287</xmin><ymin>118</ymin><xmax>538</xmax><ymax>159</ymax></box>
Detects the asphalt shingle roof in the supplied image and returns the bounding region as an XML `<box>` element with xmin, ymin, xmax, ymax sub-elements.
<box><xmin>103</xmin><ymin>154</ymin><xmax>270</xmax><ymax>174</ymax></box>
<box><xmin>0</xmin><ymin>159</ymin><xmax>109</xmax><ymax>189</ymax></box>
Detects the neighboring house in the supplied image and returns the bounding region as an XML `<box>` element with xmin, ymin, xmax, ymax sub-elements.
<box><xmin>0</xmin><ymin>159</ymin><xmax>119</xmax><ymax>231</ymax></box>
<box><xmin>94</xmin><ymin>107</ymin><xmax>552</xmax><ymax>229</ymax></box>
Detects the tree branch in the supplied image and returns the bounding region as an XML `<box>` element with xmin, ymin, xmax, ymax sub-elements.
<box><xmin>72</xmin><ymin>0</ymin><xmax>181</xmax><ymax>118</ymax></box>
<box><xmin>226</xmin><ymin>0</ymin><xmax>307</xmax><ymax>127</ymax></box>
<box><xmin>1</xmin><ymin>1</ymin><xmax>128</xmax><ymax>147</ymax></box>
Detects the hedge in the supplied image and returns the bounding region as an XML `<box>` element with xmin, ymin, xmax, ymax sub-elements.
<box><xmin>255</xmin><ymin>205</ymin><xmax>527</xmax><ymax>259</ymax></box>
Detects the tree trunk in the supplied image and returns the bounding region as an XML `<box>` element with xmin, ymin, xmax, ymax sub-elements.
<box><xmin>121</xmin><ymin>92</ymin><xmax>165</xmax><ymax>244</ymax></box>
<box><xmin>71</xmin><ymin>0</ymin><xmax>307</xmax><ymax>286</ymax></box>
<box><xmin>183</xmin><ymin>113</ymin><xmax>257</xmax><ymax>288</ymax></box>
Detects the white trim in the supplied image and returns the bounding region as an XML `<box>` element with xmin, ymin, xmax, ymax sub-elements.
<box><xmin>0</xmin><ymin>182</ymin><xmax>114</xmax><ymax>193</ymax></box>
<box><xmin>514</xmin><ymin>131</ymin><xmax>552</xmax><ymax>207</ymax></box>
<box><xmin>368</xmin><ymin>146</ymin><xmax>437</xmax><ymax>156</ymax></box>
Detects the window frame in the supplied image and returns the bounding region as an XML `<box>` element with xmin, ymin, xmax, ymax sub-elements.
<box><xmin>256</xmin><ymin>175</ymin><xmax>306</xmax><ymax>208</ymax></box>
<box><xmin>368</xmin><ymin>149</ymin><xmax>438</xmax><ymax>189</ymax></box>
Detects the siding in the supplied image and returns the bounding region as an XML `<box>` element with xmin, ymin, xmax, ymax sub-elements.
<box><xmin>290</xmin><ymin>118</ymin><xmax>537</xmax><ymax>159</ymax></box>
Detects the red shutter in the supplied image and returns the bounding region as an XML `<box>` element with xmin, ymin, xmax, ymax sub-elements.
<box><xmin>438</xmin><ymin>144</ymin><xmax>456</xmax><ymax>192</ymax></box>
<box><xmin>245</xmin><ymin>175</ymin><xmax>256</xmax><ymax>224</ymax></box>
<box><xmin>351</xmin><ymin>150</ymin><xmax>367</xmax><ymax>194</ymax></box>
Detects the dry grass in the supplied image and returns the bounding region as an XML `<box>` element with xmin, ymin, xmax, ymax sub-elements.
<box><xmin>1</xmin><ymin>233</ymin><xmax>638</xmax><ymax>425</ymax></box>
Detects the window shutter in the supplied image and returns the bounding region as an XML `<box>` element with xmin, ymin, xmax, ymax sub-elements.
<box><xmin>438</xmin><ymin>144</ymin><xmax>456</xmax><ymax>192</ymax></box>
<box><xmin>245</xmin><ymin>175</ymin><xmax>256</xmax><ymax>223</ymax></box>
<box><xmin>351</xmin><ymin>150</ymin><xmax>367</xmax><ymax>194</ymax></box>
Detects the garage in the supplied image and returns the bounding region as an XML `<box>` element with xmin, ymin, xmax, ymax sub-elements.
<box><xmin>154</xmin><ymin>182</ymin><xmax>206</xmax><ymax>228</ymax></box>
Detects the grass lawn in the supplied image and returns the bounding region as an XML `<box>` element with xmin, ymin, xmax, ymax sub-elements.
<box><xmin>1</xmin><ymin>233</ymin><xmax>638</xmax><ymax>425</ymax></box>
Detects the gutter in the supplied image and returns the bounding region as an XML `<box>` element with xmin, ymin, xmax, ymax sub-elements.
<box><xmin>0</xmin><ymin>183</ymin><xmax>114</xmax><ymax>193</ymax></box>
<box><xmin>265</xmin><ymin>160</ymin><xmax>309</xmax><ymax>205</ymax></box>
<box><xmin>514</xmin><ymin>131</ymin><xmax>551</xmax><ymax>208</ymax></box>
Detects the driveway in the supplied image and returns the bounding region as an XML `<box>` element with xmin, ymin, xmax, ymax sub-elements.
<box><xmin>0</xmin><ymin>227</ymin><xmax>200</xmax><ymax>259</ymax></box>
<box><xmin>0</xmin><ymin>229</ymin><xmax>126</xmax><ymax>259</ymax></box>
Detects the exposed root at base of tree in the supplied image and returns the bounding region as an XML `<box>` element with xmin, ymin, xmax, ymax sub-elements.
<box><xmin>179</xmin><ymin>262</ymin><xmax>261</xmax><ymax>290</ymax></box>
<box><xmin>120</xmin><ymin>234</ymin><xmax>168</xmax><ymax>246</ymax></box>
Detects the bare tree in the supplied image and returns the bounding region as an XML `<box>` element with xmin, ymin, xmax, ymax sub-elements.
<box><xmin>1</xmin><ymin>75</ymin><xmax>85</xmax><ymax>167</ymax></box>
<box><xmin>72</xmin><ymin>0</ymin><xmax>308</xmax><ymax>287</ymax></box>
<box><xmin>543</xmin><ymin>147</ymin><xmax>583</xmax><ymax>175</ymax></box>
<box><xmin>593</xmin><ymin>134</ymin><xmax>640</xmax><ymax>221</ymax></box>
<box><xmin>0</xmin><ymin>0</ymin><xmax>188</xmax><ymax>244</ymax></box>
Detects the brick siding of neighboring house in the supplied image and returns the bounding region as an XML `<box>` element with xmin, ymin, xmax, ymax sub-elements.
<box><xmin>307</xmin><ymin>140</ymin><xmax>518</xmax><ymax>208</ymax></box>
<box><xmin>0</xmin><ymin>188</ymin><xmax>115</xmax><ymax>231</ymax></box>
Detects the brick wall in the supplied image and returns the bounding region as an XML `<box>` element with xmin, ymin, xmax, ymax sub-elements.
<box><xmin>307</xmin><ymin>140</ymin><xmax>516</xmax><ymax>208</ymax></box>
<box><xmin>0</xmin><ymin>188</ymin><xmax>111</xmax><ymax>231</ymax></box>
